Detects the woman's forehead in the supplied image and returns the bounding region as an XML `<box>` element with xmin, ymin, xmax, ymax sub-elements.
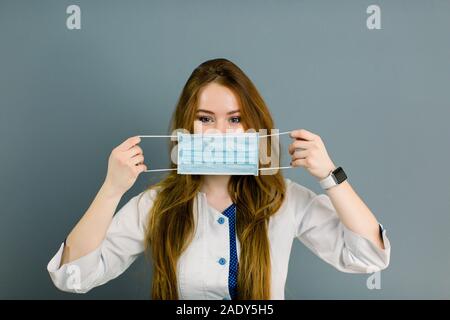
<box><xmin>197</xmin><ymin>83</ymin><xmax>241</xmax><ymax>114</ymax></box>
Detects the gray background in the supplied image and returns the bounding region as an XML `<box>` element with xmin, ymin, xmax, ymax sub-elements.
<box><xmin>1</xmin><ymin>0</ymin><xmax>449</xmax><ymax>299</ymax></box>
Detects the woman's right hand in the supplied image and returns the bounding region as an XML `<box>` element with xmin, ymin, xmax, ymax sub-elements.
<box><xmin>103</xmin><ymin>136</ymin><xmax>147</xmax><ymax>197</ymax></box>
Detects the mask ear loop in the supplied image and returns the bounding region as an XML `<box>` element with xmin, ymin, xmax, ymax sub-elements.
<box><xmin>137</xmin><ymin>135</ymin><xmax>178</xmax><ymax>172</ymax></box>
<box><xmin>258</xmin><ymin>130</ymin><xmax>296</xmax><ymax>172</ymax></box>
<box><xmin>258</xmin><ymin>130</ymin><xmax>292</xmax><ymax>138</ymax></box>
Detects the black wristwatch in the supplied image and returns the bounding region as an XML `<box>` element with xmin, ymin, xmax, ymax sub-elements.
<box><xmin>319</xmin><ymin>166</ymin><xmax>347</xmax><ymax>190</ymax></box>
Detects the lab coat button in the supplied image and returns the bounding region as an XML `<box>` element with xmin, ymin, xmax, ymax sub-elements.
<box><xmin>218</xmin><ymin>258</ymin><xmax>226</xmax><ymax>265</ymax></box>
<box><xmin>217</xmin><ymin>217</ymin><xmax>225</xmax><ymax>224</ymax></box>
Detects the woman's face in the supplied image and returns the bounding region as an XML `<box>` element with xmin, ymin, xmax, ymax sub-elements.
<box><xmin>194</xmin><ymin>82</ymin><xmax>245</xmax><ymax>134</ymax></box>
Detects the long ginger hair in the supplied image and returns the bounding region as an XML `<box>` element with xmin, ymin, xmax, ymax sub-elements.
<box><xmin>144</xmin><ymin>58</ymin><xmax>286</xmax><ymax>299</ymax></box>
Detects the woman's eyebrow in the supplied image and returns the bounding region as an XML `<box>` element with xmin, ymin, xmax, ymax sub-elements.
<box><xmin>196</xmin><ymin>109</ymin><xmax>215</xmax><ymax>115</ymax></box>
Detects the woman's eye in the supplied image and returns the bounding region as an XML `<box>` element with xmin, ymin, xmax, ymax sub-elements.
<box><xmin>198</xmin><ymin>116</ymin><xmax>213</xmax><ymax>123</ymax></box>
<box><xmin>229</xmin><ymin>116</ymin><xmax>241</xmax><ymax>124</ymax></box>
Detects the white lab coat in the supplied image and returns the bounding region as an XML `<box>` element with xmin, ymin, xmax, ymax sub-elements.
<box><xmin>47</xmin><ymin>178</ymin><xmax>391</xmax><ymax>299</ymax></box>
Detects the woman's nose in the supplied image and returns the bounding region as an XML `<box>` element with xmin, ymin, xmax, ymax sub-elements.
<box><xmin>214</xmin><ymin>119</ymin><xmax>228</xmax><ymax>134</ymax></box>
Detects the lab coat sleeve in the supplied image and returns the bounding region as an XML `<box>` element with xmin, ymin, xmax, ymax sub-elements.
<box><xmin>46</xmin><ymin>189</ymin><xmax>157</xmax><ymax>293</ymax></box>
<box><xmin>291</xmin><ymin>181</ymin><xmax>391</xmax><ymax>273</ymax></box>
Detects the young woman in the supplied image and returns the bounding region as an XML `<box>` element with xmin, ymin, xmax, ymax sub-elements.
<box><xmin>47</xmin><ymin>58</ymin><xmax>390</xmax><ymax>300</ymax></box>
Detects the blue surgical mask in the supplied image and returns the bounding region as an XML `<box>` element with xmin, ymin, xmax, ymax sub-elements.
<box><xmin>176</xmin><ymin>132</ymin><xmax>259</xmax><ymax>175</ymax></box>
<box><xmin>138</xmin><ymin>130</ymin><xmax>293</xmax><ymax>175</ymax></box>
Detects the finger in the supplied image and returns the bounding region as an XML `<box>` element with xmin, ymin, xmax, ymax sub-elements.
<box><xmin>130</xmin><ymin>154</ymin><xmax>144</xmax><ymax>166</ymax></box>
<box><xmin>118</xmin><ymin>136</ymin><xmax>141</xmax><ymax>151</ymax></box>
<box><xmin>291</xmin><ymin>158</ymin><xmax>308</xmax><ymax>168</ymax></box>
<box><xmin>135</xmin><ymin>163</ymin><xmax>147</xmax><ymax>174</ymax></box>
<box><xmin>126</xmin><ymin>145</ymin><xmax>143</xmax><ymax>158</ymax></box>
<box><xmin>290</xmin><ymin>129</ymin><xmax>317</xmax><ymax>141</ymax></box>
<box><xmin>291</xmin><ymin>149</ymin><xmax>309</xmax><ymax>161</ymax></box>
<box><xmin>288</xmin><ymin>140</ymin><xmax>313</xmax><ymax>154</ymax></box>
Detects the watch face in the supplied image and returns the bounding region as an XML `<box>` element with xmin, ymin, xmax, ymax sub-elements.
<box><xmin>333</xmin><ymin>167</ymin><xmax>347</xmax><ymax>183</ymax></box>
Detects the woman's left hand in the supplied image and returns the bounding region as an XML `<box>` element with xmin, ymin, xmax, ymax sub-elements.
<box><xmin>288</xmin><ymin>129</ymin><xmax>336</xmax><ymax>180</ymax></box>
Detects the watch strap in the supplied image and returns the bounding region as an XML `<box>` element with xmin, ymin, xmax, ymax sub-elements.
<box><xmin>319</xmin><ymin>173</ymin><xmax>337</xmax><ymax>189</ymax></box>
